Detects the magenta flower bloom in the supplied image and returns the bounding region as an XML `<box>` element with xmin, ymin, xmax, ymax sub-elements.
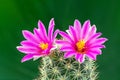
<box><xmin>17</xmin><ymin>18</ymin><xmax>59</xmax><ymax>62</ymax></box>
<box><xmin>57</xmin><ymin>20</ymin><xmax>107</xmax><ymax>63</ymax></box>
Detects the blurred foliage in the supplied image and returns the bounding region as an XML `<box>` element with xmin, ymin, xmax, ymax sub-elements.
<box><xmin>0</xmin><ymin>0</ymin><xmax>120</xmax><ymax>80</ymax></box>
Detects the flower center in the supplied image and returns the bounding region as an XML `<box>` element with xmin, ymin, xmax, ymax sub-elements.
<box><xmin>39</xmin><ymin>42</ymin><xmax>48</xmax><ymax>50</ymax></box>
<box><xmin>76</xmin><ymin>40</ymin><xmax>86</xmax><ymax>54</ymax></box>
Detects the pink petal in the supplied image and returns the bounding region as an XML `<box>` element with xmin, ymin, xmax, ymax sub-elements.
<box><xmin>88</xmin><ymin>32</ymin><xmax>102</xmax><ymax>41</ymax></box>
<box><xmin>20</xmin><ymin>40</ymin><xmax>38</xmax><ymax>48</ymax></box>
<box><xmin>50</xmin><ymin>45</ymin><xmax>57</xmax><ymax>51</ymax></box>
<box><xmin>52</xmin><ymin>29</ymin><xmax>59</xmax><ymax>41</ymax></box>
<box><xmin>75</xmin><ymin>54</ymin><xmax>85</xmax><ymax>63</ymax></box>
<box><xmin>21</xmin><ymin>54</ymin><xmax>33</xmax><ymax>62</ymax></box>
<box><xmin>88</xmin><ymin>49</ymin><xmax>102</xmax><ymax>55</ymax></box>
<box><xmin>74</xmin><ymin>19</ymin><xmax>81</xmax><ymax>40</ymax></box>
<box><xmin>89</xmin><ymin>25</ymin><xmax>97</xmax><ymax>36</ymax></box>
<box><xmin>38</xmin><ymin>20</ymin><xmax>48</xmax><ymax>41</ymax></box>
<box><xmin>86</xmin><ymin>37</ymin><xmax>107</xmax><ymax>47</ymax></box>
<box><xmin>75</xmin><ymin>54</ymin><xmax>80</xmax><ymax>61</ymax></box>
<box><xmin>66</xmin><ymin>30</ymin><xmax>74</xmax><ymax>40</ymax></box>
<box><xmin>64</xmin><ymin>51</ymin><xmax>75</xmax><ymax>58</ymax></box>
<box><xmin>22</xmin><ymin>30</ymin><xmax>39</xmax><ymax>43</ymax></box>
<box><xmin>86</xmin><ymin>32</ymin><xmax>102</xmax><ymax>44</ymax></box>
<box><xmin>69</xmin><ymin>26</ymin><xmax>77</xmax><ymax>42</ymax></box>
<box><xmin>33</xmin><ymin>54</ymin><xmax>44</xmax><ymax>61</ymax></box>
<box><xmin>89</xmin><ymin>45</ymin><xmax>105</xmax><ymax>48</ymax></box>
<box><xmin>17</xmin><ymin>46</ymin><xmax>38</xmax><ymax>53</ymax></box>
<box><xmin>56</xmin><ymin>40</ymin><xmax>70</xmax><ymax>45</ymax></box>
<box><xmin>60</xmin><ymin>46</ymin><xmax>74</xmax><ymax>52</ymax></box>
<box><xmin>33</xmin><ymin>28</ymin><xmax>44</xmax><ymax>41</ymax></box>
<box><xmin>86</xmin><ymin>52</ymin><xmax>97</xmax><ymax>60</ymax></box>
<box><xmin>59</xmin><ymin>31</ymin><xmax>74</xmax><ymax>43</ymax></box>
<box><xmin>82</xmin><ymin>20</ymin><xmax>90</xmax><ymax>39</ymax></box>
<box><xmin>79</xmin><ymin>54</ymin><xmax>85</xmax><ymax>63</ymax></box>
<box><xmin>48</xmin><ymin>18</ymin><xmax>55</xmax><ymax>41</ymax></box>
<box><xmin>86</xmin><ymin>25</ymin><xmax>97</xmax><ymax>40</ymax></box>
<box><xmin>93</xmin><ymin>32</ymin><xmax>102</xmax><ymax>38</ymax></box>
<box><xmin>95</xmin><ymin>38</ymin><xmax>108</xmax><ymax>44</ymax></box>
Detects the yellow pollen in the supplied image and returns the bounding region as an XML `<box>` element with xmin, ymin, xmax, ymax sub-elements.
<box><xmin>39</xmin><ymin>42</ymin><xmax>48</xmax><ymax>50</ymax></box>
<box><xmin>76</xmin><ymin>40</ymin><xmax>85</xmax><ymax>53</ymax></box>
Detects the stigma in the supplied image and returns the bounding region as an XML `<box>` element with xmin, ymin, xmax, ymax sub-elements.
<box><xmin>39</xmin><ymin>42</ymin><xmax>48</xmax><ymax>50</ymax></box>
<box><xmin>76</xmin><ymin>40</ymin><xmax>86</xmax><ymax>54</ymax></box>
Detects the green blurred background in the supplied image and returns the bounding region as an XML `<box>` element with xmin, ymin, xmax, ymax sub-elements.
<box><xmin>0</xmin><ymin>0</ymin><xmax>119</xmax><ymax>80</ymax></box>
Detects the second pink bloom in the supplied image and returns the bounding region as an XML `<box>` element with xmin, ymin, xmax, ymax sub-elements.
<box><xmin>57</xmin><ymin>20</ymin><xmax>107</xmax><ymax>63</ymax></box>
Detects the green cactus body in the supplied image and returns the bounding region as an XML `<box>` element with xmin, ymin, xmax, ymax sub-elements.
<box><xmin>35</xmin><ymin>50</ymin><xmax>98</xmax><ymax>80</ymax></box>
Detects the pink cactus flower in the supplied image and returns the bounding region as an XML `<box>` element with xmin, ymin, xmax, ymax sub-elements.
<box><xmin>57</xmin><ymin>20</ymin><xmax>107</xmax><ymax>63</ymax></box>
<box><xmin>17</xmin><ymin>18</ymin><xmax>59</xmax><ymax>62</ymax></box>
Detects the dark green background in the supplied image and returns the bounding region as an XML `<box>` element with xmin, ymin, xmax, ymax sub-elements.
<box><xmin>0</xmin><ymin>0</ymin><xmax>119</xmax><ymax>80</ymax></box>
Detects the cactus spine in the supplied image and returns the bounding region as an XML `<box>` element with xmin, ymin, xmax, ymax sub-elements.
<box><xmin>34</xmin><ymin>50</ymin><xmax>98</xmax><ymax>80</ymax></box>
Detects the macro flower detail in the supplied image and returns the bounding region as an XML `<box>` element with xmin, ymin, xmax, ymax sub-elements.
<box><xmin>17</xmin><ymin>18</ymin><xmax>59</xmax><ymax>62</ymax></box>
<box><xmin>76</xmin><ymin>40</ymin><xmax>86</xmax><ymax>53</ymax></box>
<box><xmin>56</xmin><ymin>20</ymin><xmax>107</xmax><ymax>63</ymax></box>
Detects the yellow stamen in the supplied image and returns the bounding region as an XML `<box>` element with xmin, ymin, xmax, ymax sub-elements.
<box><xmin>39</xmin><ymin>42</ymin><xmax>48</xmax><ymax>50</ymax></box>
<box><xmin>76</xmin><ymin>40</ymin><xmax>85</xmax><ymax>53</ymax></box>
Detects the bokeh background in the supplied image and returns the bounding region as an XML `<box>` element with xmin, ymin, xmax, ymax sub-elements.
<box><xmin>0</xmin><ymin>0</ymin><xmax>119</xmax><ymax>80</ymax></box>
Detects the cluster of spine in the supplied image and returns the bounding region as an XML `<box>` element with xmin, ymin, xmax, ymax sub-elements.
<box><xmin>34</xmin><ymin>50</ymin><xmax>98</xmax><ymax>80</ymax></box>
